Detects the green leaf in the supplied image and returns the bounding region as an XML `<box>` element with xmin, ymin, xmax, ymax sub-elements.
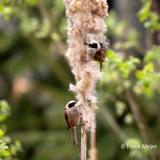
<box><xmin>0</xmin><ymin>115</ymin><xmax>7</xmax><ymax>123</ymax></box>
<box><xmin>0</xmin><ymin>100</ymin><xmax>10</xmax><ymax>111</ymax></box>
<box><xmin>106</xmin><ymin>49</ymin><xmax>116</xmax><ymax>61</ymax></box>
<box><xmin>1</xmin><ymin>151</ymin><xmax>10</xmax><ymax>157</ymax></box>
<box><xmin>135</xmin><ymin>71</ymin><xmax>144</xmax><ymax>79</ymax></box>
<box><xmin>137</xmin><ymin>1</ymin><xmax>151</xmax><ymax>22</ymax></box>
<box><xmin>10</xmin><ymin>145</ymin><xmax>17</xmax><ymax>155</ymax></box>
<box><xmin>144</xmin><ymin>46</ymin><xmax>160</xmax><ymax>62</ymax></box>
<box><xmin>144</xmin><ymin>80</ymin><xmax>150</xmax><ymax>88</ymax></box>
<box><xmin>0</xmin><ymin>130</ymin><xmax>4</xmax><ymax>137</ymax></box>
<box><xmin>143</xmin><ymin>62</ymin><xmax>153</xmax><ymax>73</ymax></box>
<box><xmin>130</xmin><ymin>56</ymin><xmax>141</xmax><ymax>64</ymax></box>
<box><xmin>0</xmin><ymin>5</ymin><xmax>4</xmax><ymax>14</ymax></box>
<box><xmin>25</xmin><ymin>0</ymin><xmax>37</xmax><ymax>6</ymax></box>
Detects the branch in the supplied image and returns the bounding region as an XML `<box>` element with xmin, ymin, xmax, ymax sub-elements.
<box><xmin>100</xmin><ymin>105</ymin><xmax>128</xmax><ymax>142</ymax></box>
<box><xmin>125</xmin><ymin>89</ymin><xmax>157</xmax><ymax>160</ymax></box>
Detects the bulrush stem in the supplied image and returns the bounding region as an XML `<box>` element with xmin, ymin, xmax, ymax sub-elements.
<box><xmin>81</xmin><ymin>124</ymin><xmax>87</xmax><ymax>160</ymax></box>
<box><xmin>89</xmin><ymin>102</ymin><xmax>97</xmax><ymax>160</ymax></box>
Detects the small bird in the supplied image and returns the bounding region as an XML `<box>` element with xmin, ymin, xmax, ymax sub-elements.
<box><xmin>64</xmin><ymin>100</ymin><xmax>81</xmax><ymax>146</ymax></box>
<box><xmin>84</xmin><ymin>40</ymin><xmax>107</xmax><ymax>70</ymax></box>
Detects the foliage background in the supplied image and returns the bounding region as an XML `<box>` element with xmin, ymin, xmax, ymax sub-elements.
<box><xmin>0</xmin><ymin>0</ymin><xmax>160</xmax><ymax>159</ymax></box>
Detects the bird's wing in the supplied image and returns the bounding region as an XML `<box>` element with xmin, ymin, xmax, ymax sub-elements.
<box><xmin>64</xmin><ymin>109</ymin><xmax>70</xmax><ymax>130</ymax></box>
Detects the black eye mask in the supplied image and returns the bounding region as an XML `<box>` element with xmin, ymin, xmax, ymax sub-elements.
<box><xmin>89</xmin><ymin>43</ymin><xmax>98</xmax><ymax>48</ymax></box>
<box><xmin>68</xmin><ymin>102</ymin><xmax>76</xmax><ymax>108</ymax></box>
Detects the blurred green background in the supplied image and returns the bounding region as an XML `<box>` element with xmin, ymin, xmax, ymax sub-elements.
<box><xmin>0</xmin><ymin>0</ymin><xmax>160</xmax><ymax>159</ymax></box>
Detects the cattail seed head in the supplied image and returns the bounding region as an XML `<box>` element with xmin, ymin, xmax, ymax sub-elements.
<box><xmin>64</xmin><ymin>0</ymin><xmax>108</xmax><ymax>131</ymax></box>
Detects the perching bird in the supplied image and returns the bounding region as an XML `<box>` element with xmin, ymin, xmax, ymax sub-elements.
<box><xmin>84</xmin><ymin>40</ymin><xmax>107</xmax><ymax>70</ymax></box>
<box><xmin>64</xmin><ymin>100</ymin><xmax>81</xmax><ymax>146</ymax></box>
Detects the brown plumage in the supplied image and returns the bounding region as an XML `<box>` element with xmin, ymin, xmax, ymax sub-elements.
<box><xmin>93</xmin><ymin>47</ymin><xmax>105</xmax><ymax>71</ymax></box>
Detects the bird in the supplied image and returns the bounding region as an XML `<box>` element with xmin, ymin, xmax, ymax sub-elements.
<box><xmin>84</xmin><ymin>40</ymin><xmax>106</xmax><ymax>71</ymax></box>
<box><xmin>64</xmin><ymin>100</ymin><xmax>81</xmax><ymax>146</ymax></box>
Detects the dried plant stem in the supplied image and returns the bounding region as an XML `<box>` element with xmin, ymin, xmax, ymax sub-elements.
<box><xmin>89</xmin><ymin>102</ymin><xmax>97</xmax><ymax>160</ymax></box>
<box><xmin>81</xmin><ymin>125</ymin><xmax>87</xmax><ymax>160</ymax></box>
<box><xmin>125</xmin><ymin>89</ymin><xmax>156</xmax><ymax>160</ymax></box>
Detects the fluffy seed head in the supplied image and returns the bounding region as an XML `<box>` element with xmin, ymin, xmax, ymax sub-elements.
<box><xmin>64</xmin><ymin>0</ymin><xmax>108</xmax><ymax>131</ymax></box>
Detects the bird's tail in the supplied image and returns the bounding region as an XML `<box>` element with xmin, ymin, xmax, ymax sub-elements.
<box><xmin>71</xmin><ymin>128</ymin><xmax>78</xmax><ymax>146</ymax></box>
<box><xmin>100</xmin><ymin>62</ymin><xmax>102</xmax><ymax>71</ymax></box>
